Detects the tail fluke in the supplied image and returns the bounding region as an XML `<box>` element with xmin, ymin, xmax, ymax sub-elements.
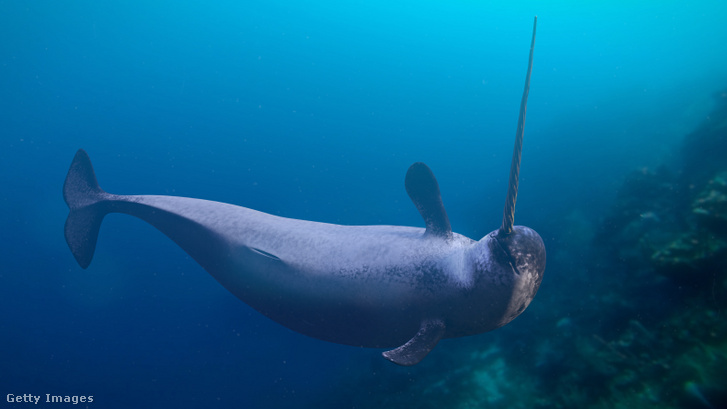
<box><xmin>63</xmin><ymin>149</ymin><xmax>108</xmax><ymax>269</ymax></box>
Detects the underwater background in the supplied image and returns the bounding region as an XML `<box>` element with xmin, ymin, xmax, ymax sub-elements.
<box><xmin>2</xmin><ymin>0</ymin><xmax>727</xmax><ymax>408</ymax></box>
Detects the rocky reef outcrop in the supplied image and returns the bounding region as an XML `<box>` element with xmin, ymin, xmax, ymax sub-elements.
<box><xmin>596</xmin><ymin>91</ymin><xmax>727</xmax><ymax>294</ymax></box>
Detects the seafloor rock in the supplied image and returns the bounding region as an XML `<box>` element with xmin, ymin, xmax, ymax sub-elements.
<box><xmin>651</xmin><ymin>230</ymin><xmax>727</xmax><ymax>282</ymax></box>
<box><xmin>594</xmin><ymin>166</ymin><xmax>682</xmax><ymax>273</ymax></box>
<box><xmin>648</xmin><ymin>171</ymin><xmax>727</xmax><ymax>284</ymax></box>
<box><xmin>691</xmin><ymin>171</ymin><xmax>727</xmax><ymax>234</ymax></box>
<box><xmin>597</xmin><ymin>92</ymin><xmax>727</xmax><ymax>285</ymax></box>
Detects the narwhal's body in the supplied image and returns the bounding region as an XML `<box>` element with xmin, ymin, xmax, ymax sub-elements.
<box><xmin>63</xmin><ymin>18</ymin><xmax>544</xmax><ymax>366</ymax></box>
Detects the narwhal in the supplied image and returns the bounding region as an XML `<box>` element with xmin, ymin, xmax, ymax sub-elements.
<box><xmin>63</xmin><ymin>17</ymin><xmax>544</xmax><ymax>366</ymax></box>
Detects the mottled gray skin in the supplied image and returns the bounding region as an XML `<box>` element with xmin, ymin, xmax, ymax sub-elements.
<box><xmin>63</xmin><ymin>151</ymin><xmax>545</xmax><ymax>365</ymax></box>
<box><xmin>108</xmin><ymin>195</ymin><xmax>542</xmax><ymax>347</ymax></box>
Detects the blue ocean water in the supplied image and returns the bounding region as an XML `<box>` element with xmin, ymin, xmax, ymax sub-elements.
<box><xmin>2</xmin><ymin>1</ymin><xmax>727</xmax><ymax>408</ymax></box>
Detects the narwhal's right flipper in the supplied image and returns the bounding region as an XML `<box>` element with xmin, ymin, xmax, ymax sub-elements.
<box><xmin>382</xmin><ymin>319</ymin><xmax>446</xmax><ymax>366</ymax></box>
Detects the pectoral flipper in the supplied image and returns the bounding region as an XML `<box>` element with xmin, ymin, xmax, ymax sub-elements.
<box><xmin>382</xmin><ymin>318</ymin><xmax>445</xmax><ymax>366</ymax></box>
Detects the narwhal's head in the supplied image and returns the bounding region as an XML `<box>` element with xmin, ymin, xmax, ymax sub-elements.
<box><xmin>492</xmin><ymin>226</ymin><xmax>546</xmax><ymax>288</ymax></box>
<box><xmin>491</xmin><ymin>225</ymin><xmax>545</xmax><ymax>322</ymax></box>
<box><xmin>458</xmin><ymin>224</ymin><xmax>545</xmax><ymax>335</ymax></box>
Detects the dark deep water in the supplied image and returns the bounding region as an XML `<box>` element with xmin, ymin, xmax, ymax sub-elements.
<box><xmin>2</xmin><ymin>1</ymin><xmax>727</xmax><ymax>408</ymax></box>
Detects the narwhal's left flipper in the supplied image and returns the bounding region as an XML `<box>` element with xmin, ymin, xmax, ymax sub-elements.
<box><xmin>382</xmin><ymin>319</ymin><xmax>445</xmax><ymax>366</ymax></box>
